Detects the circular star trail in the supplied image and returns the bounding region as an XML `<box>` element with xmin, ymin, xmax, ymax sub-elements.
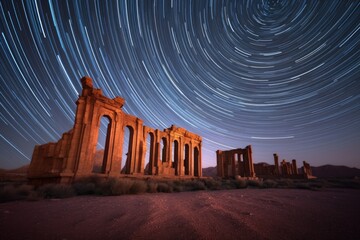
<box><xmin>1</xmin><ymin>0</ymin><xmax>359</xmax><ymax>169</ymax></box>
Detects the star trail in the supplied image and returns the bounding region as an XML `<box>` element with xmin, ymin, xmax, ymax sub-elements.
<box><xmin>1</xmin><ymin>0</ymin><xmax>359</xmax><ymax>169</ymax></box>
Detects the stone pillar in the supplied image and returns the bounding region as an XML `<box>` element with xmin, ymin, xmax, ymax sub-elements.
<box><xmin>292</xmin><ymin>159</ymin><xmax>298</xmax><ymax>175</ymax></box>
<box><xmin>189</xmin><ymin>141</ymin><xmax>194</xmax><ymax>176</ymax></box>
<box><xmin>216</xmin><ymin>150</ymin><xmax>223</xmax><ymax>177</ymax></box>
<box><xmin>109</xmin><ymin>112</ymin><xmax>123</xmax><ymax>176</ymax></box>
<box><xmin>273</xmin><ymin>153</ymin><xmax>279</xmax><ymax>176</ymax></box>
<box><xmin>198</xmin><ymin>142</ymin><xmax>202</xmax><ymax>177</ymax></box>
<box><xmin>231</xmin><ymin>151</ymin><xmax>236</xmax><ymax>177</ymax></box>
<box><xmin>246</xmin><ymin>145</ymin><xmax>255</xmax><ymax>177</ymax></box>
<box><xmin>178</xmin><ymin>137</ymin><xmax>184</xmax><ymax>176</ymax></box>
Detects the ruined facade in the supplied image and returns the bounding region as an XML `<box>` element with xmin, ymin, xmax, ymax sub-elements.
<box><xmin>28</xmin><ymin>77</ymin><xmax>202</xmax><ymax>184</ymax></box>
<box><xmin>254</xmin><ymin>153</ymin><xmax>315</xmax><ymax>179</ymax></box>
<box><xmin>216</xmin><ymin>146</ymin><xmax>256</xmax><ymax>178</ymax></box>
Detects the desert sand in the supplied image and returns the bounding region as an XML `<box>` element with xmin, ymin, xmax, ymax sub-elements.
<box><xmin>1</xmin><ymin>188</ymin><xmax>359</xmax><ymax>240</ymax></box>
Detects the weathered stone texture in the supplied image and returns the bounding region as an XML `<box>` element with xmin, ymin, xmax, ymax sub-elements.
<box><xmin>28</xmin><ymin>77</ymin><xmax>202</xmax><ymax>184</ymax></box>
<box><xmin>216</xmin><ymin>145</ymin><xmax>256</xmax><ymax>178</ymax></box>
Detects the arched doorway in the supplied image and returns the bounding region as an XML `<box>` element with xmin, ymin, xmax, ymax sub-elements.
<box><xmin>93</xmin><ymin>115</ymin><xmax>111</xmax><ymax>173</ymax></box>
<box><xmin>121</xmin><ymin>125</ymin><xmax>134</xmax><ymax>174</ymax></box>
<box><xmin>184</xmin><ymin>144</ymin><xmax>190</xmax><ymax>175</ymax></box>
<box><xmin>160</xmin><ymin>137</ymin><xmax>167</xmax><ymax>163</ymax></box>
<box><xmin>194</xmin><ymin>147</ymin><xmax>199</xmax><ymax>177</ymax></box>
<box><xmin>144</xmin><ymin>132</ymin><xmax>154</xmax><ymax>175</ymax></box>
<box><xmin>173</xmin><ymin>140</ymin><xmax>179</xmax><ymax>175</ymax></box>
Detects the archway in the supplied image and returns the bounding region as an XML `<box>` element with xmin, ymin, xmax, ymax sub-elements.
<box><xmin>144</xmin><ymin>132</ymin><xmax>154</xmax><ymax>175</ymax></box>
<box><xmin>92</xmin><ymin>115</ymin><xmax>111</xmax><ymax>173</ymax></box>
<box><xmin>160</xmin><ymin>137</ymin><xmax>167</xmax><ymax>163</ymax></box>
<box><xmin>121</xmin><ymin>125</ymin><xmax>134</xmax><ymax>174</ymax></box>
<box><xmin>172</xmin><ymin>140</ymin><xmax>179</xmax><ymax>175</ymax></box>
<box><xmin>184</xmin><ymin>144</ymin><xmax>190</xmax><ymax>175</ymax></box>
<box><xmin>194</xmin><ymin>147</ymin><xmax>199</xmax><ymax>177</ymax></box>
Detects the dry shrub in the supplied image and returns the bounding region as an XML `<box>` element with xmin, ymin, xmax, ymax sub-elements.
<box><xmin>235</xmin><ymin>179</ymin><xmax>248</xmax><ymax>189</ymax></box>
<box><xmin>109</xmin><ymin>179</ymin><xmax>132</xmax><ymax>195</ymax></box>
<box><xmin>37</xmin><ymin>184</ymin><xmax>75</xmax><ymax>198</ymax></box>
<box><xmin>247</xmin><ymin>179</ymin><xmax>262</xmax><ymax>188</ymax></box>
<box><xmin>130</xmin><ymin>180</ymin><xmax>147</xmax><ymax>194</ymax></box>
<box><xmin>0</xmin><ymin>184</ymin><xmax>37</xmax><ymax>202</ymax></box>
<box><xmin>262</xmin><ymin>179</ymin><xmax>278</xmax><ymax>188</ymax></box>
<box><xmin>147</xmin><ymin>181</ymin><xmax>158</xmax><ymax>193</ymax></box>
<box><xmin>203</xmin><ymin>178</ymin><xmax>222</xmax><ymax>190</ymax></box>
<box><xmin>157</xmin><ymin>182</ymin><xmax>173</xmax><ymax>193</ymax></box>
<box><xmin>276</xmin><ymin>179</ymin><xmax>295</xmax><ymax>188</ymax></box>
<box><xmin>171</xmin><ymin>181</ymin><xmax>185</xmax><ymax>192</ymax></box>
<box><xmin>73</xmin><ymin>182</ymin><xmax>96</xmax><ymax>195</ymax></box>
<box><xmin>185</xmin><ymin>180</ymin><xmax>206</xmax><ymax>191</ymax></box>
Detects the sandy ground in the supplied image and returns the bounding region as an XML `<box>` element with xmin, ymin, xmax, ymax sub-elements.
<box><xmin>0</xmin><ymin>188</ymin><xmax>359</xmax><ymax>240</ymax></box>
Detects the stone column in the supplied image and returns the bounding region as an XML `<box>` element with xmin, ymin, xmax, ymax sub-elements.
<box><xmin>216</xmin><ymin>150</ymin><xmax>223</xmax><ymax>177</ymax></box>
<box><xmin>231</xmin><ymin>151</ymin><xmax>236</xmax><ymax>177</ymax></box>
<box><xmin>292</xmin><ymin>159</ymin><xmax>298</xmax><ymax>175</ymax></box>
<box><xmin>198</xmin><ymin>142</ymin><xmax>202</xmax><ymax>177</ymax></box>
<box><xmin>273</xmin><ymin>153</ymin><xmax>280</xmax><ymax>176</ymax></box>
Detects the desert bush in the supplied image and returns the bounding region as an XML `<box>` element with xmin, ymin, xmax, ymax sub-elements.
<box><xmin>203</xmin><ymin>178</ymin><xmax>222</xmax><ymax>190</ymax></box>
<box><xmin>276</xmin><ymin>179</ymin><xmax>295</xmax><ymax>188</ymax></box>
<box><xmin>171</xmin><ymin>181</ymin><xmax>185</xmax><ymax>192</ymax></box>
<box><xmin>37</xmin><ymin>184</ymin><xmax>75</xmax><ymax>198</ymax></box>
<box><xmin>146</xmin><ymin>181</ymin><xmax>158</xmax><ymax>193</ymax></box>
<box><xmin>157</xmin><ymin>182</ymin><xmax>173</xmax><ymax>193</ymax></box>
<box><xmin>262</xmin><ymin>179</ymin><xmax>278</xmax><ymax>188</ymax></box>
<box><xmin>185</xmin><ymin>180</ymin><xmax>206</xmax><ymax>191</ymax></box>
<box><xmin>327</xmin><ymin>179</ymin><xmax>360</xmax><ymax>189</ymax></box>
<box><xmin>0</xmin><ymin>185</ymin><xmax>19</xmax><ymax>202</ymax></box>
<box><xmin>247</xmin><ymin>179</ymin><xmax>262</xmax><ymax>188</ymax></box>
<box><xmin>234</xmin><ymin>179</ymin><xmax>248</xmax><ymax>189</ymax></box>
<box><xmin>130</xmin><ymin>180</ymin><xmax>147</xmax><ymax>194</ymax></box>
<box><xmin>107</xmin><ymin>178</ymin><xmax>133</xmax><ymax>195</ymax></box>
<box><xmin>73</xmin><ymin>182</ymin><xmax>96</xmax><ymax>195</ymax></box>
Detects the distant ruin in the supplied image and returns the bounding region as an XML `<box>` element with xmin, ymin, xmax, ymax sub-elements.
<box><xmin>216</xmin><ymin>148</ymin><xmax>315</xmax><ymax>179</ymax></box>
<box><xmin>28</xmin><ymin>76</ymin><xmax>202</xmax><ymax>184</ymax></box>
<box><xmin>216</xmin><ymin>146</ymin><xmax>256</xmax><ymax>178</ymax></box>
<box><xmin>254</xmin><ymin>153</ymin><xmax>315</xmax><ymax>179</ymax></box>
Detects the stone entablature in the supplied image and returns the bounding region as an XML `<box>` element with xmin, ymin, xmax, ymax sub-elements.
<box><xmin>216</xmin><ymin>145</ymin><xmax>256</xmax><ymax>178</ymax></box>
<box><xmin>28</xmin><ymin>76</ymin><xmax>202</xmax><ymax>184</ymax></box>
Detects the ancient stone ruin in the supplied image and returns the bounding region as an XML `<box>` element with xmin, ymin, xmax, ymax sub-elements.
<box><xmin>254</xmin><ymin>153</ymin><xmax>315</xmax><ymax>179</ymax></box>
<box><xmin>216</xmin><ymin>147</ymin><xmax>315</xmax><ymax>179</ymax></box>
<box><xmin>216</xmin><ymin>146</ymin><xmax>256</xmax><ymax>178</ymax></box>
<box><xmin>28</xmin><ymin>76</ymin><xmax>202</xmax><ymax>184</ymax></box>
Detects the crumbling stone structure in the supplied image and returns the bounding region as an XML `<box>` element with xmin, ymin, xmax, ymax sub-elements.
<box><xmin>216</xmin><ymin>145</ymin><xmax>256</xmax><ymax>178</ymax></box>
<box><xmin>28</xmin><ymin>76</ymin><xmax>202</xmax><ymax>184</ymax></box>
<box><xmin>254</xmin><ymin>153</ymin><xmax>315</xmax><ymax>179</ymax></box>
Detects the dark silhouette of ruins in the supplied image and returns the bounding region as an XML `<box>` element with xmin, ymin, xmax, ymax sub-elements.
<box><xmin>28</xmin><ymin>77</ymin><xmax>202</xmax><ymax>184</ymax></box>
<box><xmin>254</xmin><ymin>153</ymin><xmax>315</xmax><ymax>179</ymax></box>
<box><xmin>216</xmin><ymin>146</ymin><xmax>256</xmax><ymax>178</ymax></box>
<box><xmin>217</xmin><ymin>148</ymin><xmax>315</xmax><ymax>179</ymax></box>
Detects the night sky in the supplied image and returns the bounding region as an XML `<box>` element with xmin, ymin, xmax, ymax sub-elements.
<box><xmin>1</xmin><ymin>0</ymin><xmax>359</xmax><ymax>170</ymax></box>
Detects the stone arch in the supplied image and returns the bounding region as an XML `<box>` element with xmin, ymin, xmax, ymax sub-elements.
<box><xmin>194</xmin><ymin>146</ymin><xmax>199</xmax><ymax>177</ymax></box>
<box><xmin>144</xmin><ymin>132</ymin><xmax>155</xmax><ymax>175</ymax></box>
<box><xmin>173</xmin><ymin>140</ymin><xmax>179</xmax><ymax>175</ymax></box>
<box><xmin>121</xmin><ymin>125</ymin><xmax>134</xmax><ymax>174</ymax></box>
<box><xmin>92</xmin><ymin>114</ymin><xmax>112</xmax><ymax>173</ymax></box>
<box><xmin>160</xmin><ymin>137</ymin><xmax>167</xmax><ymax>163</ymax></box>
<box><xmin>184</xmin><ymin>143</ymin><xmax>190</xmax><ymax>175</ymax></box>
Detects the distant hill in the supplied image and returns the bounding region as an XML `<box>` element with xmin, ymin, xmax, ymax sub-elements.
<box><xmin>202</xmin><ymin>165</ymin><xmax>360</xmax><ymax>179</ymax></box>
<box><xmin>311</xmin><ymin>165</ymin><xmax>360</xmax><ymax>178</ymax></box>
<box><xmin>202</xmin><ymin>166</ymin><xmax>217</xmax><ymax>177</ymax></box>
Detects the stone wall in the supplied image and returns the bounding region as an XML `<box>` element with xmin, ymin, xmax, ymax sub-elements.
<box><xmin>28</xmin><ymin>77</ymin><xmax>202</xmax><ymax>184</ymax></box>
<box><xmin>216</xmin><ymin>145</ymin><xmax>256</xmax><ymax>178</ymax></box>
